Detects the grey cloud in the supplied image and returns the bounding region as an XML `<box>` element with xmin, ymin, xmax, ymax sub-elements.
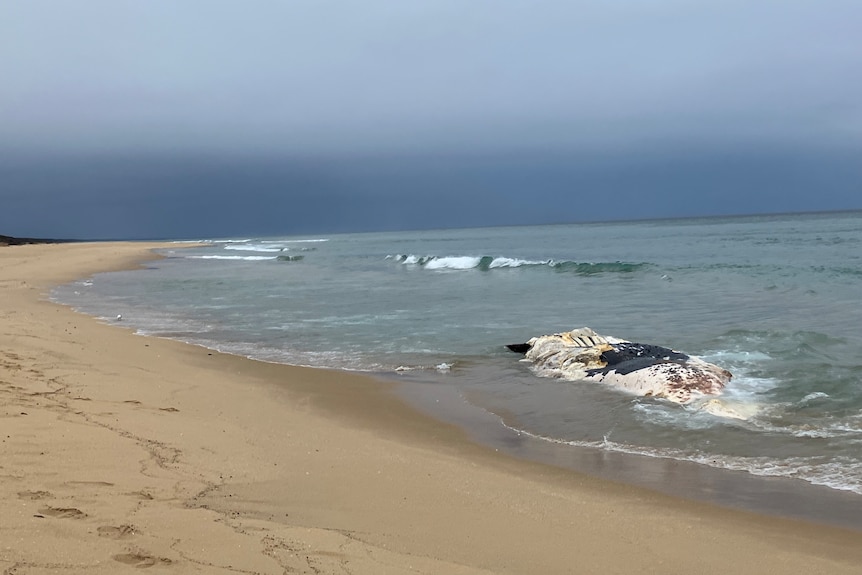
<box><xmin>1</xmin><ymin>1</ymin><xmax>860</xmax><ymax>239</ymax></box>
<box><xmin>2</xmin><ymin>1</ymin><xmax>860</xmax><ymax>155</ymax></box>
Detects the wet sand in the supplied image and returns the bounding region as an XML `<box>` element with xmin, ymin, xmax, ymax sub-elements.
<box><xmin>2</xmin><ymin>241</ymin><xmax>861</xmax><ymax>574</ymax></box>
<box><xmin>394</xmin><ymin>369</ymin><xmax>862</xmax><ymax>531</ymax></box>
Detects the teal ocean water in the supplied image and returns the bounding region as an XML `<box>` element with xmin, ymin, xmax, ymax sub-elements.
<box><xmin>54</xmin><ymin>212</ymin><xmax>862</xmax><ymax>505</ymax></box>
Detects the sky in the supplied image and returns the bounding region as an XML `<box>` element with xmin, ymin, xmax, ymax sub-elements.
<box><xmin>1</xmin><ymin>0</ymin><xmax>860</xmax><ymax>239</ymax></box>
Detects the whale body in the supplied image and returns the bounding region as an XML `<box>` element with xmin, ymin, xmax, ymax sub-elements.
<box><xmin>506</xmin><ymin>327</ymin><xmax>732</xmax><ymax>404</ymax></box>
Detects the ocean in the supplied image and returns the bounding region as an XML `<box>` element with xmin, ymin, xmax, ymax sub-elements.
<box><xmin>53</xmin><ymin>211</ymin><xmax>862</xmax><ymax>521</ymax></box>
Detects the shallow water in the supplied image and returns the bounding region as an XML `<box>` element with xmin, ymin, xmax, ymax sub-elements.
<box><xmin>54</xmin><ymin>211</ymin><xmax>862</xmax><ymax>501</ymax></box>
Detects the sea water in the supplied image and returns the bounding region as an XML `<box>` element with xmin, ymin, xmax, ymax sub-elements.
<box><xmin>54</xmin><ymin>211</ymin><xmax>862</xmax><ymax>509</ymax></box>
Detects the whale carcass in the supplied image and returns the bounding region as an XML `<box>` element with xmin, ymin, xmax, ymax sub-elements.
<box><xmin>506</xmin><ymin>327</ymin><xmax>732</xmax><ymax>405</ymax></box>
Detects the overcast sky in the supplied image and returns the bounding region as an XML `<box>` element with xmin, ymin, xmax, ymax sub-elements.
<box><xmin>2</xmin><ymin>1</ymin><xmax>860</xmax><ymax>239</ymax></box>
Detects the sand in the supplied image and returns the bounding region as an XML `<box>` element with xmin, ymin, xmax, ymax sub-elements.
<box><xmin>2</xmin><ymin>241</ymin><xmax>861</xmax><ymax>574</ymax></box>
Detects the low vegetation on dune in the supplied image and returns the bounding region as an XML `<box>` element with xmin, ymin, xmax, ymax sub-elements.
<box><xmin>0</xmin><ymin>234</ymin><xmax>73</xmax><ymax>246</ymax></box>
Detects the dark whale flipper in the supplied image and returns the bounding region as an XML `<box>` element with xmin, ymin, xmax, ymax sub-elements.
<box><xmin>506</xmin><ymin>343</ymin><xmax>532</xmax><ymax>354</ymax></box>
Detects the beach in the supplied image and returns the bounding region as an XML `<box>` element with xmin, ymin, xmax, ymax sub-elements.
<box><xmin>2</xmin><ymin>242</ymin><xmax>862</xmax><ymax>574</ymax></box>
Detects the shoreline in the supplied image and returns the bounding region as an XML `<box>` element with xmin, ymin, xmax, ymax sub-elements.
<box><xmin>391</xmin><ymin>370</ymin><xmax>862</xmax><ymax>531</ymax></box>
<box><xmin>3</xmin><ymin>242</ymin><xmax>862</xmax><ymax>573</ymax></box>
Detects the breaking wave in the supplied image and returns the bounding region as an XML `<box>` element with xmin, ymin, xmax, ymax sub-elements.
<box><xmin>387</xmin><ymin>254</ymin><xmax>648</xmax><ymax>274</ymax></box>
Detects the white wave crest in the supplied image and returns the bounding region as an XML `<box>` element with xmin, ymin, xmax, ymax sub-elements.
<box><xmin>700</xmin><ymin>350</ymin><xmax>773</xmax><ymax>363</ymax></box>
<box><xmin>390</xmin><ymin>254</ymin><xmax>550</xmax><ymax>270</ymax></box>
<box><xmin>488</xmin><ymin>257</ymin><xmax>548</xmax><ymax>268</ymax></box>
<box><xmin>425</xmin><ymin>256</ymin><xmax>482</xmax><ymax>270</ymax></box>
<box><xmin>188</xmin><ymin>255</ymin><xmax>276</xmax><ymax>261</ymax></box>
<box><xmin>398</xmin><ymin>254</ymin><xmax>430</xmax><ymax>265</ymax></box>
<box><xmin>800</xmin><ymin>391</ymin><xmax>830</xmax><ymax>404</ymax></box>
<box><xmin>224</xmin><ymin>244</ymin><xmax>286</xmax><ymax>253</ymax></box>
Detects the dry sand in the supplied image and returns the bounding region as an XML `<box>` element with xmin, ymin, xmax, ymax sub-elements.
<box><xmin>2</xmin><ymin>241</ymin><xmax>861</xmax><ymax>574</ymax></box>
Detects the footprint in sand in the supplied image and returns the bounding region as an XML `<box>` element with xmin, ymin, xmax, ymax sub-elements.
<box><xmin>128</xmin><ymin>490</ymin><xmax>154</xmax><ymax>501</ymax></box>
<box><xmin>18</xmin><ymin>490</ymin><xmax>52</xmax><ymax>500</ymax></box>
<box><xmin>37</xmin><ymin>506</ymin><xmax>87</xmax><ymax>519</ymax></box>
<box><xmin>112</xmin><ymin>551</ymin><xmax>173</xmax><ymax>568</ymax></box>
<box><xmin>121</xmin><ymin>401</ymin><xmax>180</xmax><ymax>413</ymax></box>
<box><xmin>97</xmin><ymin>524</ymin><xmax>139</xmax><ymax>539</ymax></box>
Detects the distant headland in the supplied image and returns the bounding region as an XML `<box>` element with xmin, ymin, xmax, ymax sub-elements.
<box><xmin>0</xmin><ymin>234</ymin><xmax>75</xmax><ymax>246</ymax></box>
